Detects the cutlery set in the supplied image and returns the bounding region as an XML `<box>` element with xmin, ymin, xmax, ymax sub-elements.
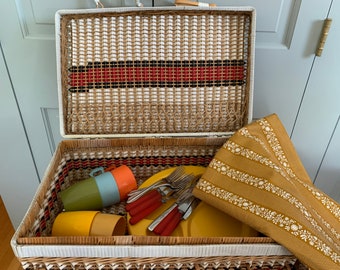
<box><xmin>125</xmin><ymin>167</ymin><xmax>201</xmax><ymax>236</ymax></box>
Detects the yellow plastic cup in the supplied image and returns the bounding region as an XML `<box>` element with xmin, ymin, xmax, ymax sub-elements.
<box><xmin>52</xmin><ymin>211</ymin><xmax>126</xmax><ymax>236</ymax></box>
<box><xmin>52</xmin><ymin>211</ymin><xmax>98</xmax><ymax>236</ymax></box>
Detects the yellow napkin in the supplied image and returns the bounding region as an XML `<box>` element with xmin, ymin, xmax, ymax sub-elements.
<box><xmin>193</xmin><ymin>114</ymin><xmax>340</xmax><ymax>270</ymax></box>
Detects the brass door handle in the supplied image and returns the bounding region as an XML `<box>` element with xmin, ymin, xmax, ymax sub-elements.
<box><xmin>316</xmin><ymin>18</ymin><xmax>332</xmax><ymax>57</ymax></box>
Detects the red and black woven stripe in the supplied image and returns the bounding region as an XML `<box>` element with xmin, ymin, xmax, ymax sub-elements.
<box><xmin>68</xmin><ymin>60</ymin><xmax>246</xmax><ymax>92</ymax></box>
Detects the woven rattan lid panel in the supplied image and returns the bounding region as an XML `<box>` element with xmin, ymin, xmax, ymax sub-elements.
<box><xmin>56</xmin><ymin>7</ymin><xmax>255</xmax><ymax>137</ymax></box>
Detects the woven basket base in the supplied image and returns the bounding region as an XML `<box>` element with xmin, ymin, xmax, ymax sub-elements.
<box><xmin>19</xmin><ymin>255</ymin><xmax>308</xmax><ymax>270</ymax></box>
<box><xmin>13</xmin><ymin>138</ymin><xmax>306</xmax><ymax>270</ymax></box>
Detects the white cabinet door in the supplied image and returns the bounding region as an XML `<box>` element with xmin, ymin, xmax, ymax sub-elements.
<box><xmin>291</xmin><ymin>0</ymin><xmax>340</xmax><ymax>202</ymax></box>
<box><xmin>0</xmin><ymin>43</ymin><xmax>38</xmax><ymax>228</ymax></box>
<box><xmin>0</xmin><ymin>0</ymin><xmax>336</xmax><ymax>225</ymax></box>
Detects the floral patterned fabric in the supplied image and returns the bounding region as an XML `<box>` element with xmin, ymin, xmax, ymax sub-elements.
<box><xmin>193</xmin><ymin>113</ymin><xmax>340</xmax><ymax>270</ymax></box>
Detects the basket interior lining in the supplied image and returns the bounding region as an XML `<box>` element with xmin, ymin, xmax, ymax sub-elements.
<box><xmin>23</xmin><ymin>142</ymin><xmax>221</xmax><ymax>239</ymax></box>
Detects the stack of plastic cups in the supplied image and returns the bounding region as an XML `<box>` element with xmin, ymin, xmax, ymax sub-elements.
<box><xmin>60</xmin><ymin>165</ymin><xmax>137</xmax><ymax>211</ymax></box>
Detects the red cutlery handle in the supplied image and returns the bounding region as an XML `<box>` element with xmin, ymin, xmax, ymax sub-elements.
<box><xmin>126</xmin><ymin>189</ymin><xmax>159</xmax><ymax>211</ymax></box>
<box><xmin>153</xmin><ymin>206</ymin><xmax>179</xmax><ymax>235</ymax></box>
<box><xmin>129</xmin><ymin>199</ymin><xmax>163</xmax><ymax>225</ymax></box>
<box><xmin>128</xmin><ymin>192</ymin><xmax>162</xmax><ymax>216</ymax></box>
<box><xmin>160</xmin><ymin>211</ymin><xmax>182</xmax><ymax>236</ymax></box>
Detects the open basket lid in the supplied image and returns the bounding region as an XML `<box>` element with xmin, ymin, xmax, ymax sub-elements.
<box><xmin>56</xmin><ymin>7</ymin><xmax>256</xmax><ymax>138</ymax></box>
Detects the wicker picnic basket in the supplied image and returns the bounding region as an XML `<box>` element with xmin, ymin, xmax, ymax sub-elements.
<box><xmin>11</xmin><ymin>7</ymin><xmax>306</xmax><ymax>270</ymax></box>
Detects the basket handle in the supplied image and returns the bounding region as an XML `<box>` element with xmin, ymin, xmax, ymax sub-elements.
<box><xmin>104</xmin><ymin>164</ymin><xmax>117</xmax><ymax>172</ymax></box>
<box><xmin>93</xmin><ymin>0</ymin><xmax>143</xmax><ymax>8</ymax></box>
<box><xmin>89</xmin><ymin>167</ymin><xmax>104</xmax><ymax>177</ymax></box>
<box><xmin>94</xmin><ymin>0</ymin><xmax>104</xmax><ymax>8</ymax></box>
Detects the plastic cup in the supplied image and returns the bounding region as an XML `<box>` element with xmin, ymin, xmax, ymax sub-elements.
<box><xmin>60</xmin><ymin>177</ymin><xmax>103</xmax><ymax>211</ymax></box>
<box><xmin>109</xmin><ymin>165</ymin><xmax>137</xmax><ymax>200</ymax></box>
<box><xmin>90</xmin><ymin>211</ymin><xmax>126</xmax><ymax>236</ymax></box>
<box><xmin>51</xmin><ymin>211</ymin><xmax>126</xmax><ymax>236</ymax></box>
<box><xmin>94</xmin><ymin>170</ymin><xmax>121</xmax><ymax>208</ymax></box>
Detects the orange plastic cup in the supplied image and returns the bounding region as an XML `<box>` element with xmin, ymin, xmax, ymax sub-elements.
<box><xmin>108</xmin><ymin>165</ymin><xmax>137</xmax><ymax>200</ymax></box>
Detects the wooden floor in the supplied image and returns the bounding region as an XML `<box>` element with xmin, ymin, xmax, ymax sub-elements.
<box><xmin>0</xmin><ymin>197</ymin><xmax>22</xmax><ymax>270</ymax></box>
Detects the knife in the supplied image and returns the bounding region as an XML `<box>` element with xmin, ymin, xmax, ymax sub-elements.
<box><xmin>148</xmin><ymin>196</ymin><xmax>198</xmax><ymax>236</ymax></box>
<box><xmin>127</xmin><ymin>186</ymin><xmax>175</xmax><ymax>225</ymax></box>
<box><xmin>182</xmin><ymin>197</ymin><xmax>200</xmax><ymax>220</ymax></box>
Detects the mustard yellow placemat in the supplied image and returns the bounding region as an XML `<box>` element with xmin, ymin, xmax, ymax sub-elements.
<box><xmin>193</xmin><ymin>113</ymin><xmax>340</xmax><ymax>270</ymax></box>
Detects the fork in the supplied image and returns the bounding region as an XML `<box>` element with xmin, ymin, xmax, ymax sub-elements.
<box><xmin>126</xmin><ymin>174</ymin><xmax>190</xmax><ymax>212</ymax></box>
<box><xmin>126</xmin><ymin>166</ymin><xmax>185</xmax><ymax>203</ymax></box>
<box><xmin>148</xmin><ymin>184</ymin><xmax>200</xmax><ymax>235</ymax></box>
<box><xmin>126</xmin><ymin>174</ymin><xmax>196</xmax><ymax>225</ymax></box>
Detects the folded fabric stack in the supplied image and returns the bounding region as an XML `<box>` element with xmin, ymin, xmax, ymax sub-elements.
<box><xmin>193</xmin><ymin>113</ymin><xmax>340</xmax><ymax>270</ymax></box>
